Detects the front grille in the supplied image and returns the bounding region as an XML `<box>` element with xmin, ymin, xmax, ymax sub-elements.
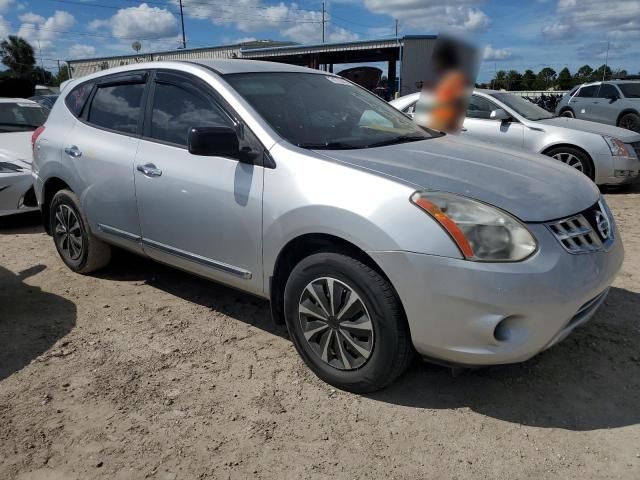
<box><xmin>547</xmin><ymin>201</ymin><xmax>614</xmax><ymax>254</ymax></box>
<box><xmin>631</xmin><ymin>142</ymin><xmax>640</xmax><ymax>159</ymax></box>
<box><xmin>547</xmin><ymin>214</ymin><xmax>602</xmax><ymax>253</ymax></box>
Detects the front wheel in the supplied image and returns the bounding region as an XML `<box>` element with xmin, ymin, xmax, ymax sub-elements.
<box><xmin>559</xmin><ymin>108</ymin><xmax>575</xmax><ymax>118</ymax></box>
<box><xmin>546</xmin><ymin>146</ymin><xmax>594</xmax><ymax>180</ymax></box>
<box><xmin>618</xmin><ymin>112</ymin><xmax>640</xmax><ymax>133</ymax></box>
<box><xmin>284</xmin><ymin>252</ymin><xmax>413</xmax><ymax>393</ymax></box>
<box><xmin>50</xmin><ymin>189</ymin><xmax>111</xmax><ymax>273</ymax></box>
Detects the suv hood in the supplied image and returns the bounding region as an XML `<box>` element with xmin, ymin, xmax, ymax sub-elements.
<box><xmin>536</xmin><ymin>117</ymin><xmax>640</xmax><ymax>142</ymax></box>
<box><xmin>314</xmin><ymin>134</ymin><xmax>600</xmax><ymax>222</ymax></box>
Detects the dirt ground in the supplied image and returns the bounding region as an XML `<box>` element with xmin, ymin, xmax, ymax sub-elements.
<box><xmin>1</xmin><ymin>187</ymin><xmax>639</xmax><ymax>480</ymax></box>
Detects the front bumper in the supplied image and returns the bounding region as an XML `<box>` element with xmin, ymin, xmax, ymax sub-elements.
<box><xmin>594</xmin><ymin>153</ymin><xmax>640</xmax><ymax>185</ymax></box>
<box><xmin>369</xmin><ymin>223</ymin><xmax>624</xmax><ymax>366</ymax></box>
<box><xmin>0</xmin><ymin>172</ymin><xmax>39</xmax><ymax>217</ymax></box>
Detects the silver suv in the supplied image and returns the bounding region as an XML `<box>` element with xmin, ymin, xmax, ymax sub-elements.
<box><xmin>32</xmin><ymin>60</ymin><xmax>623</xmax><ymax>392</ymax></box>
<box><xmin>556</xmin><ymin>81</ymin><xmax>640</xmax><ymax>132</ymax></box>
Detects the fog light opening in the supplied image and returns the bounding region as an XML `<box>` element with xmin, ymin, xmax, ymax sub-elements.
<box><xmin>493</xmin><ymin>318</ymin><xmax>512</xmax><ymax>342</ymax></box>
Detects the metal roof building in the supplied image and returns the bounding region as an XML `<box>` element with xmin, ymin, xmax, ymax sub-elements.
<box><xmin>66</xmin><ymin>35</ymin><xmax>437</xmax><ymax>96</ymax></box>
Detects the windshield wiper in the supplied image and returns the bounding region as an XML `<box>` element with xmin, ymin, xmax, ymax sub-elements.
<box><xmin>365</xmin><ymin>135</ymin><xmax>427</xmax><ymax>148</ymax></box>
<box><xmin>296</xmin><ymin>141</ymin><xmax>358</xmax><ymax>150</ymax></box>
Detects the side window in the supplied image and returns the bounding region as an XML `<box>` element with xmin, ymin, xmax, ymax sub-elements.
<box><xmin>466</xmin><ymin>95</ymin><xmax>499</xmax><ymax>119</ymax></box>
<box><xmin>149</xmin><ymin>82</ymin><xmax>231</xmax><ymax>146</ymax></box>
<box><xmin>88</xmin><ymin>83</ymin><xmax>145</xmax><ymax>135</ymax></box>
<box><xmin>597</xmin><ymin>84</ymin><xmax>619</xmax><ymax>98</ymax></box>
<box><xmin>65</xmin><ymin>81</ymin><xmax>94</xmax><ymax>117</ymax></box>
<box><xmin>577</xmin><ymin>85</ymin><xmax>598</xmax><ymax>98</ymax></box>
<box><xmin>403</xmin><ymin>102</ymin><xmax>417</xmax><ymax>114</ymax></box>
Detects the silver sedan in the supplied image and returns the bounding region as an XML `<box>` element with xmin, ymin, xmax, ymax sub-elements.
<box><xmin>391</xmin><ymin>90</ymin><xmax>640</xmax><ymax>186</ymax></box>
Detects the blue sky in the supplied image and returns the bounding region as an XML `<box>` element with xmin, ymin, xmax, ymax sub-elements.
<box><xmin>0</xmin><ymin>0</ymin><xmax>639</xmax><ymax>82</ymax></box>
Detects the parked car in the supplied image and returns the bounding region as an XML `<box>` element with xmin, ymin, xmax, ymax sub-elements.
<box><xmin>0</xmin><ymin>98</ymin><xmax>47</xmax><ymax>216</ymax></box>
<box><xmin>556</xmin><ymin>81</ymin><xmax>640</xmax><ymax>133</ymax></box>
<box><xmin>28</xmin><ymin>95</ymin><xmax>59</xmax><ymax>112</ymax></box>
<box><xmin>33</xmin><ymin>60</ymin><xmax>623</xmax><ymax>392</ymax></box>
<box><xmin>391</xmin><ymin>90</ymin><xmax>640</xmax><ymax>186</ymax></box>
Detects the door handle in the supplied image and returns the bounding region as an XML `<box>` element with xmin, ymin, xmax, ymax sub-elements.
<box><xmin>137</xmin><ymin>163</ymin><xmax>162</xmax><ymax>177</ymax></box>
<box><xmin>64</xmin><ymin>145</ymin><xmax>82</xmax><ymax>158</ymax></box>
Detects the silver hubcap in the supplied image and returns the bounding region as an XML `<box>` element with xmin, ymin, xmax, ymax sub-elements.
<box><xmin>54</xmin><ymin>204</ymin><xmax>83</xmax><ymax>261</ymax></box>
<box><xmin>552</xmin><ymin>152</ymin><xmax>584</xmax><ymax>172</ymax></box>
<box><xmin>298</xmin><ymin>277</ymin><xmax>374</xmax><ymax>370</ymax></box>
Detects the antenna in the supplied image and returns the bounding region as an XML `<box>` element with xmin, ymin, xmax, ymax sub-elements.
<box><xmin>179</xmin><ymin>0</ymin><xmax>187</xmax><ymax>49</ymax></box>
<box><xmin>322</xmin><ymin>2</ymin><xmax>325</xmax><ymax>43</ymax></box>
<box><xmin>602</xmin><ymin>41</ymin><xmax>610</xmax><ymax>81</ymax></box>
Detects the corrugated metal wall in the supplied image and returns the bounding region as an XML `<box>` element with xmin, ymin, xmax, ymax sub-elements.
<box><xmin>400</xmin><ymin>37</ymin><xmax>436</xmax><ymax>96</ymax></box>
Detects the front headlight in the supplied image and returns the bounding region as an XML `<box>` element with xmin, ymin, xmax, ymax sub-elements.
<box><xmin>603</xmin><ymin>135</ymin><xmax>632</xmax><ymax>157</ymax></box>
<box><xmin>410</xmin><ymin>191</ymin><xmax>537</xmax><ymax>262</ymax></box>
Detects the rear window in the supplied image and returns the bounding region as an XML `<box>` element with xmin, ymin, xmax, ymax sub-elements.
<box><xmin>65</xmin><ymin>82</ymin><xmax>94</xmax><ymax>117</ymax></box>
<box><xmin>577</xmin><ymin>85</ymin><xmax>598</xmax><ymax>98</ymax></box>
<box><xmin>618</xmin><ymin>83</ymin><xmax>640</xmax><ymax>98</ymax></box>
<box><xmin>0</xmin><ymin>102</ymin><xmax>47</xmax><ymax>132</ymax></box>
<box><xmin>88</xmin><ymin>83</ymin><xmax>145</xmax><ymax>135</ymax></box>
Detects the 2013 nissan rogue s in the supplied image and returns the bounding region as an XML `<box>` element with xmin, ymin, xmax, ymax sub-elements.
<box><xmin>32</xmin><ymin>60</ymin><xmax>624</xmax><ymax>392</ymax></box>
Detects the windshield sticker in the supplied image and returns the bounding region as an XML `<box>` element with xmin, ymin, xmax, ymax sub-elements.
<box><xmin>326</xmin><ymin>76</ymin><xmax>351</xmax><ymax>85</ymax></box>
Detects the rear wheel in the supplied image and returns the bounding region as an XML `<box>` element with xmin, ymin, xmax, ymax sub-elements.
<box><xmin>559</xmin><ymin>108</ymin><xmax>575</xmax><ymax>118</ymax></box>
<box><xmin>50</xmin><ymin>189</ymin><xmax>111</xmax><ymax>273</ymax></box>
<box><xmin>284</xmin><ymin>252</ymin><xmax>413</xmax><ymax>393</ymax></box>
<box><xmin>618</xmin><ymin>112</ymin><xmax>640</xmax><ymax>133</ymax></box>
<box><xmin>545</xmin><ymin>146</ymin><xmax>594</xmax><ymax>180</ymax></box>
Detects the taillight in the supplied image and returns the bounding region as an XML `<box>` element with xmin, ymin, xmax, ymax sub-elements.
<box><xmin>31</xmin><ymin>126</ymin><xmax>45</xmax><ymax>152</ymax></box>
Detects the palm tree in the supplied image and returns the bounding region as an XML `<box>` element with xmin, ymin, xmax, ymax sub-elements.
<box><xmin>0</xmin><ymin>35</ymin><xmax>36</xmax><ymax>77</ymax></box>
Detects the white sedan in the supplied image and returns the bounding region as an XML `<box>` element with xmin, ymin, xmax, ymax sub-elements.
<box><xmin>0</xmin><ymin>98</ymin><xmax>47</xmax><ymax>216</ymax></box>
<box><xmin>391</xmin><ymin>90</ymin><xmax>640</xmax><ymax>186</ymax></box>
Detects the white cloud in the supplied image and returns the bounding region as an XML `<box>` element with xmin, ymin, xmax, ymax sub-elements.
<box><xmin>19</xmin><ymin>12</ymin><xmax>45</xmax><ymax>24</ymax></box>
<box><xmin>483</xmin><ymin>44</ymin><xmax>512</xmax><ymax>61</ymax></box>
<box><xmin>362</xmin><ymin>0</ymin><xmax>490</xmax><ymax>32</ymax></box>
<box><xmin>546</xmin><ymin>0</ymin><xmax>640</xmax><ymax>40</ymax></box>
<box><xmin>17</xmin><ymin>10</ymin><xmax>75</xmax><ymax>51</ymax></box>
<box><xmin>0</xmin><ymin>15</ymin><xmax>8</xmax><ymax>38</ymax></box>
<box><xmin>69</xmin><ymin>44</ymin><xmax>96</xmax><ymax>58</ymax></box>
<box><xmin>89</xmin><ymin>3</ymin><xmax>179</xmax><ymax>40</ymax></box>
<box><xmin>0</xmin><ymin>0</ymin><xmax>13</xmax><ymax>14</ymax></box>
<box><xmin>174</xmin><ymin>0</ymin><xmax>357</xmax><ymax>43</ymax></box>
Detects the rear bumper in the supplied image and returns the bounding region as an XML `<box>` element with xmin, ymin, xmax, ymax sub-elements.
<box><xmin>369</xmin><ymin>223</ymin><xmax>624</xmax><ymax>366</ymax></box>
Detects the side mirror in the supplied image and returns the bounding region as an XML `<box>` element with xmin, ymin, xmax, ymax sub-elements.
<box><xmin>607</xmin><ymin>94</ymin><xmax>620</xmax><ymax>103</ymax></box>
<box><xmin>188</xmin><ymin>126</ymin><xmax>240</xmax><ymax>159</ymax></box>
<box><xmin>490</xmin><ymin>109</ymin><xmax>511</xmax><ymax>121</ymax></box>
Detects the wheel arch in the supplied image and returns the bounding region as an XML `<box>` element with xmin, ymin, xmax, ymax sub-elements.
<box><xmin>558</xmin><ymin>106</ymin><xmax>575</xmax><ymax>116</ymax></box>
<box><xmin>616</xmin><ymin>109</ymin><xmax>640</xmax><ymax>127</ymax></box>
<box><xmin>268</xmin><ymin>233</ymin><xmax>402</xmax><ymax>325</ymax></box>
<box><xmin>540</xmin><ymin>143</ymin><xmax>595</xmax><ymax>180</ymax></box>
<box><xmin>41</xmin><ymin>177</ymin><xmax>72</xmax><ymax>235</ymax></box>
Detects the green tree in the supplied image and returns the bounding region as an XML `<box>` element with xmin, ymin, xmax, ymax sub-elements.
<box><xmin>521</xmin><ymin>69</ymin><xmax>536</xmax><ymax>90</ymax></box>
<box><xmin>30</xmin><ymin>66</ymin><xmax>53</xmax><ymax>85</ymax></box>
<box><xmin>492</xmin><ymin>70</ymin><xmax>507</xmax><ymax>89</ymax></box>
<box><xmin>536</xmin><ymin>67</ymin><xmax>556</xmax><ymax>89</ymax></box>
<box><xmin>0</xmin><ymin>35</ymin><xmax>36</xmax><ymax>77</ymax></box>
<box><xmin>593</xmin><ymin>64</ymin><xmax>612</xmax><ymax>81</ymax></box>
<box><xmin>575</xmin><ymin>65</ymin><xmax>594</xmax><ymax>83</ymax></box>
<box><xmin>506</xmin><ymin>70</ymin><xmax>522</xmax><ymax>90</ymax></box>
<box><xmin>557</xmin><ymin>67</ymin><xmax>572</xmax><ymax>90</ymax></box>
<box><xmin>52</xmin><ymin>64</ymin><xmax>70</xmax><ymax>86</ymax></box>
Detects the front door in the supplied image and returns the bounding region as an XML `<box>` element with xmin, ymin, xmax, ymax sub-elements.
<box><xmin>462</xmin><ymin>95</ymin><xmax>524</xmax><ymax>150</ymax></box>
<box><xmin>134</xmin><ymin>71</ymin><xmax>264</xmax><ymax>294</ymax></box>
<box><xmin>569</xmin><ymin>84</ymin><xmax>598</xmax><ymax>120</ymax></box>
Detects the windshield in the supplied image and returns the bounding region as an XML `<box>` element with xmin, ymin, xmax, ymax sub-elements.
<box><xmin>619</xmin><ymin>83</ymin><xmax>640</xmax><ymax>98</ymax></box>
<box><xmin>224</xmin><ymin>72</ymin><xmax>433</xmax><ymax>149</ymax></box>
<box><xmin>0</xmin><ymin>102</ymin><xmax>47</xmax><ymax>132</ymax></box>
<box><xmin>489</xmin><ymin>93</ymin><xmax>554</xmax><ymax>121</ymax></box>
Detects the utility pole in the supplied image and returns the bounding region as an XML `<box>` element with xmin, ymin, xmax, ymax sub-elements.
<box><xmin>322</xmin><ymin>2</ymin><xmax>325</xmax><ymax>43</ymax></box>
<box><xmin>395</xmin><ymin>19</ymin><xmax>399</xmax><ymax>38</ymax></box>
<box><xmin>37</xmin><ymin>40</ymin><xmax>45</xmax><ymax>84</ymax></box>
<box><xmin>179</xmin><ymin>0</ymin><xmax>186</xmax><ymax>49</ymax></box>
<box><xmin>602</xmin><ymin>41</ymin><xmax>610</xmax><ymax>81</ymax></box>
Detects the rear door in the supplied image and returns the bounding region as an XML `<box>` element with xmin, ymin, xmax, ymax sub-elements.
<box><xmin>65</xmin><ymin>71</ymin><xmax>148</xmax><ymax>251</ymax></box>
<box><xmin>590</xmin><ymin>83</ymin><xmax>622</xmax><ymax>125</ymax></box>
<box><xmin>462</xmin><ymin>94</ymin><xmax>524</xmax><ymax>149</ymax></box>
<box><xmin>133</xmin><ymin>70</ymin><xmax>264</xmax><ymax>294</ymax></box>
<box><xmin>569</xmin><ymin>85</ymin><xmax>598</xmax><ymax>120</ymax></box>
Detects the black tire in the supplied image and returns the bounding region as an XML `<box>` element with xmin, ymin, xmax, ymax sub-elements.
<box><xmin>545</xmin><ymin>146</ymin><xmax>595</xmax><ymax>180</ymax></box>
<box><xmin>559</xmin><ymin>108</ymin><xmax>575</xmax><ymax>118</ymax></box>
<box><xmin>50</xmin><ymin>189</ymin><xmax>111</xmax><ymax>274</ymax></box>
<box><xmin>284</xmin><ymin>252</ymin><xmax>413</xmax><ymax>393</ymax></box>
<box><xmin>618</xmin><ymin>112</ymin><xmax>640</xmax><ymax>133</ymax></box>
